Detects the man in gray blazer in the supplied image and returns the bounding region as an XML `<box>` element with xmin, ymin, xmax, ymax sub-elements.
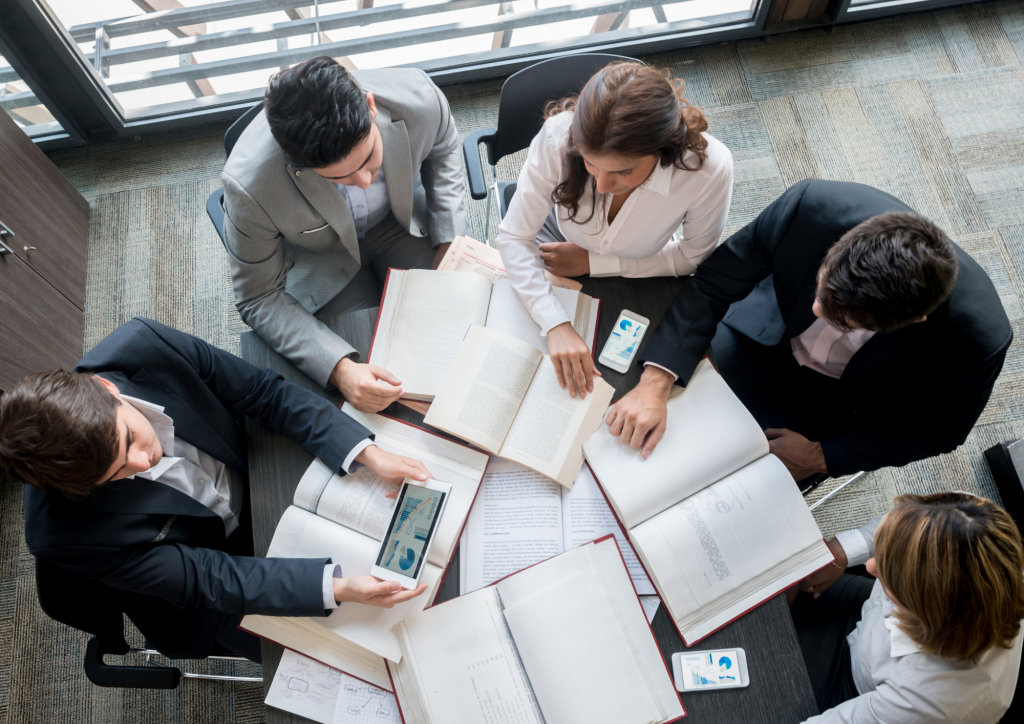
<box><xmin>222</xmin><ymin>57</ymin><xmax>468</xmax><ymax>411</ymax></box>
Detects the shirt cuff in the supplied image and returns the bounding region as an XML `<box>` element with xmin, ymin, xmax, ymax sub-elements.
<box><xmin>323</xmin><ymin>563</ymin><xmax>341</xmax><ymax>610</ymax></box>
<box><xmin>532</xmin><ymin>295</ymin><xmax>573</xmax><ymax>336</ymax></box>
<box><xmin>643</xmin><ymin>361</ymin><xmax>679</xmax><ymax>382</ymax></box>
<box><xmin>342</xmin><ymin>438</ymin><xmax>374</xmax><ymax>474</ymax></box>
<box><xmin>835</xmin><ymin>529</ymin><xmax>872</xmax><ymax>568</ymax></box>
<box><xmin>588</xmin><ymin>251</ymin><xmax>622</xmax><ymax>277</ymax></box>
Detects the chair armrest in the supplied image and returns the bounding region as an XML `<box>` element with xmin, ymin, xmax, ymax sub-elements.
<box><xmin>463</xmin><ymin>127</ymin><xmax>497</xmax><ymax>201</ymax></box>
<box><xmin>85</xmin><ymin>637</ymin><xmax>181</xmax><ymax>689</ymax></box>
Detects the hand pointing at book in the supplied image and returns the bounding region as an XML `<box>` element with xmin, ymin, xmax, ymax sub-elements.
<box><xmin>548</xmin><ymin>322</ymin><xmax>601</xmax><ymax>399</ymax></box>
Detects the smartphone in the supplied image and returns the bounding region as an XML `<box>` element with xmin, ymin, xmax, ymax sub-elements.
<box><xmin>672</xmin><ymin>649</ymin><xmax>750</xmax><ymax>691</ymax></box>
<box><xmin>598</xmin><ymin>309</ymin><xmax>650</xmax><ymax>374</ymax></box>
<box><xmin>370</xmin><ymin>479</ymin><xmax>452</xmax><ymax>589</ymax></box>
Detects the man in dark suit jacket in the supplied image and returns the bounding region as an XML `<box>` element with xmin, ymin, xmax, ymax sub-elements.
<box><xmin>0</xmin><ymin>318</ymin><xmax>432</xmax><ymax>662</ymax></box>
<box><xmin>605</xmin><ymin>180</ymin><xmax>1012</xmax><ymax>482</ymax></box>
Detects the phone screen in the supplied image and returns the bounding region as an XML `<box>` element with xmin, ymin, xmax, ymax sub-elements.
<box><xmin>375</xmin><ymin>484</ymin><xmax>447</xmax><ymax>579</ymax></box>
<box><xmin>601</xmin><ymin>315</ymin><xmax>646</xmax><ymax>364</ymax></box>
<box><xmin>678</xmin><ymin>650</ymin><xmax>742</xmax><ymax>690</ymax></box>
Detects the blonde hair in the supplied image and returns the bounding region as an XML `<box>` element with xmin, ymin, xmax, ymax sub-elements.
<box><xmin>874</xmin><ymin>492</ymin><xmax>1024</xmax><ymax>660</ymax></box>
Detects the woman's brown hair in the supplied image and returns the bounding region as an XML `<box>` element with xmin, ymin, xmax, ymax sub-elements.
<box><xmin>874</xmin><ymin>492</ymin><xmax>1024</xmax><ymax>661</ymax></box>
<box><xmin>545</xmin><ymin>62</ymin><xmax>709</xmax><ymax>225</ymax></box>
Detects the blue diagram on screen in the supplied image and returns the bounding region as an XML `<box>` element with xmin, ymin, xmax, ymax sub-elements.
<box><xmin>380</xmin><ymin>488</ymin><xmax>444</xmax><ymax>575</ymax></box>
<box><xmin>689</xmin><ymin>653</ymin><xmax>737</xmax><ymax>687</ymax></box>
<box><xmin>605</xmin><ymin>318</ymin><xmax>645</xmax><ymax>362</ymax></box>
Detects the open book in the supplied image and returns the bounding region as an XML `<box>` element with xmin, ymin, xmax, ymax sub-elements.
<box><xmin>459</xmin><ymin>458</ymin><xmax>655</xmax><ymax>596</ymax></box>
<box><xmin>423</xmin><ymin>326</ymin><xmax>614</xmax><ymax>488</ymax></box>
<box><xmin>240</xmin><ymin>408</ymin><xmax>489</xmax><ymax>690</ymax></box>
<box><xmin>583</xmin><ymin>359</ymin><xmax>834</xmax><ymax>645</ymax></box>
<box><xmin>388</xmin><ymin>537</ymin><xmax>684</xmax><ymax>724</ymax></box>
<box><xmin>438</xmin><ymin>234</ymin><xmax>582</xmax><ymax>290</ymax></box>
<box><xmin>368</xmin><ymin>269</ymin><xmax>600</xmax><ymax>401</ymax></box>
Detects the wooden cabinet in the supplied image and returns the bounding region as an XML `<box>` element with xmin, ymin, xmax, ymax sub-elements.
<box><xmin>0</xmin><ymin>109</ymin><xmax>89</xmax><ymax>392</ymax></box>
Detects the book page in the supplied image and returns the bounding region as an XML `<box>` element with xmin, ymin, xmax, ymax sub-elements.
<box><xmin>499</xmin><ymin>358</ymin><xmax>615</xmax><ymax>486</ymax></box>
<box><xmin>373</xmin><ymin>270</ymin><xmax>492</xmax><ymax>399</ymax></box>
<box><xmin>460</xmin><ymin>459</ymin><xmax>564</xmax><ymax>594</ymax></box>
<box><xmin>424</xmin><ymin>326</ymin><xmax>542</xmax><ymax>454</ymax></box>
<box><xmin>265</xmin><ymin>507</ymin><xmax>440</xmax><ymax>663</ymax></box>
<box><xmin>438</xmin><ymin>235</ymin><xmax>582</xmax><ymax>290</ymax></box>
<box><xmin>583</xmin><ymin>358</ymin><xmax>769</xmax><ymax>529</ymax></box>
<box><xmin>305</xmin><ymin>463</ymin><xmax>398</xmax><ymax>541</ymax></box>
<box><xmin>394</xmin><ymin>588</ymin><xmax>544</xmax><ymax>724</ymax></box>
<box><xmin>341</xmin><ymin>406</ymin><xmax>489</xmax><ymax>568</ymax></box>
<box><xmin>294</xmin><ymin>457</ymin><xmax>336</xmax><ymax>514</ymax></box>
<box><xmin>563</xmin><ymin>464</ymin><xmax>655</xmax><ymax>595</ymax></box>
<box><xmin>630</xmin><ymin>455</ymin><xmax>825</xmax><ymax>627</ymax></box>
<box><xmin>502</xmin><ymin>571</ymin><xmax>661</xmax><ymax>724</ymax></box>
<box><xmin>485</xmin><ymin>279</ymin><xmax>593</xmax><ymax>353</ymax></box>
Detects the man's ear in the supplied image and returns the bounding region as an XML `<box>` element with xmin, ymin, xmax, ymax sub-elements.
<box><xmin>94</xmin><ymin>375</ymin><xmax>121</xmax><ymax>399</ymax></box>
<box><xmin>366</xmin><ymin>92</ymin><xmax>378</xmax><ymax>120</ymax></box>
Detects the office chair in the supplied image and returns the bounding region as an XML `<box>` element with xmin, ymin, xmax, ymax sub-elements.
<box><xmin>463</xmin><ymin>53</ymin><xmax>644</xmax><ymax>243</ymax></box>
<box><xmin>35</xmin><ymin>559</ymin><xmax>261</xmax><ymax>688</ymax></box>
<box><xmin>206</xmin><ymin>101</ymin><xmax>265</xmax><ymax>247</ymax></box>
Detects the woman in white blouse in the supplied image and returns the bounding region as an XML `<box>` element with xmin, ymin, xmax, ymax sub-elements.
<box><xmin>790</xmin><ymin>492</ymin><xmax>1024</xmax><ymax>723</ymax></box>
<box><xmin>496</xmin><ymin>62</ymin><xmax>733</xmax><ymax>398</ymax></box>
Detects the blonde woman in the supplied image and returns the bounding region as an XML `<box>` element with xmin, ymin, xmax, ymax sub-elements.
<box><xmin>496</xmin><ymin>62</ymin><xmax>733</xmax><ymax>398</ymax></box>
<box><xmin>790</xmin><ymin>492</ymin><xmax>1024</xmax><ymax>723</ymax></box>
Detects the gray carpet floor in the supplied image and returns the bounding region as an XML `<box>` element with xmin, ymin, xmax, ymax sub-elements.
<box><xmin>4</xmin><ymin>1</ymin><xmax>1024</xmax><ymax>720</ymax></box>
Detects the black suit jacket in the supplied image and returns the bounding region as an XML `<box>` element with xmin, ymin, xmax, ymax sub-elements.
<box><xmin>642</xmin><ymin>180</ymin><xmax>1012</xmax><ymax>475</ymax></box>
<box><xmin>24</xmin><ymin>318</ymin><xmax>372</xmax><ymax>655</ymax></box>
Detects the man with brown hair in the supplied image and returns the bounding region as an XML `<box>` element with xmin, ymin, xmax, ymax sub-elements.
<box><xmin>607</xmin><ymin>179</ymin><xmax>1012</xmax><ymax>485</ymax></box>
<box><xmin>0</xmin><ymin>317</ymin><xmax>432</xmax><ymax>662</ymax></box>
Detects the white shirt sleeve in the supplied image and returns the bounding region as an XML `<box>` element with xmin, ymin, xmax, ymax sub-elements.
<box><xmin>323</xmin><ymin>563</ymin><xmax>340</xmax><ymax>610</ymax></box>
<box><xmin>834</xmin><ymin>529</ymin><xmax>873</xmax><ymax>568</ymax></box>
<box><xmin>617</xmin><ymin>146</ymin><xmax>734</xmax><ymax>279</ymax></box>
<box><xmin>341</xmin><ymin>438</ymin><xmax>374</xmax><ymax>474</ymax></box>
<box><xmin>643</xmin><ymin>361</ymin><xmax>679</xmax><ymax>381</ymax></box>
<box><xmin>496</xmin><ymin>116</ymin><xmax>573</xmax><ymax>335</ymax></box>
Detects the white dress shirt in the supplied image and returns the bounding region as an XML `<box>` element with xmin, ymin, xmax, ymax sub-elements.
<box><xmin>805</xmin><ymin>517</ymin><xmax>1023</xmax><ymax>724</ymax></box>
<box><xmin>791</xmin><ymin>318</ymin><xmax>876</xmax><ymax>379</ymax></box>
<box><xmin>335</xmin><ymin>167</ymin><xmax>391</xmax><ymax>239</ymax></box>
<box><xmin>122</xmin><ymin>395</ymin><xmax>370</xmax><ymax>610</ymax></box>
<box><xmin>497</xmin><ymin>111</ymin><xmax>734</xmax><ymax>334</ymax></box>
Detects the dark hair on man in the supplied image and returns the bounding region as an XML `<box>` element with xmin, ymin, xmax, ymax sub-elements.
<box><xmin>264</xmin><ymin>56</ymin><xmax>372</xmax><ymax>169</ymax></box>
<box><xmin>816</xmin><ymin>211</ymin><xmax>959</xmax><ymax>334</ymax></box>
<box><xmin>0</xmin><ymin>370</ymin><xmax>120</xmax><ymax>499</ymax></box>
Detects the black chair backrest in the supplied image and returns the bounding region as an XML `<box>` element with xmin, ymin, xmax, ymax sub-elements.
<box><xmin>224</xmin><ymin>101</ymin><xmax>265</xmax><ymax>158</ymax></box>
<box><xmin>36</xmin><ymin>558</ymin><xmax>129</xmax><ymax>654</ymax></box>
<box><xmin>490</xmin><ymin>53</ymin><xmax>644</xmax><ymax>165</ymax></box>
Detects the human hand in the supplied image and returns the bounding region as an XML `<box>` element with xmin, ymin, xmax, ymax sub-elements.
<box><xmin>539</xmin><ymin>241</ymin><xmax>590</xmax><ymax>278</ymax></box>
<box><xmin>798</xmin><ymin>537</ymin><xmax>848</xmax><ymax>598</ymax></box>
<box><xmin>765</xmin><ymin>428</ymin><xmax>827</xmax><ymax>481</ymax></box>
<box><xmin>332</xmin><ymin>575</ymin><xmax>428</xmax><ymax>608</ymax></box>
<box><xmin>330</xmin><ymin>358</ymin><xmax>404</xmax><ymax>412</ymax></box>
<box><xmin>431</xmin><ymin>242</ymin><xmax>451</xmax><ymax>270</ymax></box>
<box><xmin>356</xmin><ymin>445</ymin><xmax>432</xmax><ymax>489</ymax></box>
<box><xmin>548</xmin><ymin>322</ymin><xmax>601</xmax><ymax>399</ymax></box>
<box><xmin>604</xmin><ymin>365</ymin><xmax>675</xmax><ymax>458</ymax></box>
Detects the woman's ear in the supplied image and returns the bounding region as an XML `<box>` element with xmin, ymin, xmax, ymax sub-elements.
<box><xmin>94</xmin><ymin>375</ymin><xmax>121</xmax><ymax>399</ymax></box>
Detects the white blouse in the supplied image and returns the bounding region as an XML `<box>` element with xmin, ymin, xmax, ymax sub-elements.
<box><xmin>496</xmin><ymin>111</ymin><xmax>734</xmax><ymax>334</ymax></box>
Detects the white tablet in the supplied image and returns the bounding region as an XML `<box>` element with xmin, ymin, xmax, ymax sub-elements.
<box><xmin>370</xmin><ymin>479</ymin><xmax>451</xmax><ymax>589</ymax></box>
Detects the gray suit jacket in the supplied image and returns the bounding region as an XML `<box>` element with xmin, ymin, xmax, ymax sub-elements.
<box><xmin>221</xmin><ymin>68</ymin><xmax>468</xmax><ymax>387</ymax></box>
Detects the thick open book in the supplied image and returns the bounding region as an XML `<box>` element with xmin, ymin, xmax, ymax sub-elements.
<box><xmin>423</xmin><ymin>326</ymin><xmax>614</xmax><ymax>488</ymax></box>
<box><xmin>240</xmin><ymin>408</ymin><xmax>489</xmax><ymax>690</ymax></box>
<box><xmin>368</xmin><ymin>269</ymin><xmax>600</xmax><ymax>401</ymax></box>
<box><xmin>437</xmin><ymin>234</ymin><xmax>582</xmax><ymax>291</ymax></box>
<box><xmin>583</xmin><ymin>359</ymin><xmax>834</xmax><ymax>645</ymax></box>
<box><xmin>388</xmin><ymin>536</ymin><xmax>684</xmax><ymax>724</ymax></box>
<box><xmin>459</xmin><ymin>458</ymin><xmax>655</xmax><ymax>596</ymax></box>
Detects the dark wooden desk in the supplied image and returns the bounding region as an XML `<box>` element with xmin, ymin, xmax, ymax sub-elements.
<box><xmin>241</xmin><ymin>276</ymin><xmax>819</xmax><ymax>724</ymax></box>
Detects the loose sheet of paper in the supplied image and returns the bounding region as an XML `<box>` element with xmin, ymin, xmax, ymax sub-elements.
<box><xmin>640</xmin><ymin>596</ymin><xmax>661</xmax><ymax>624</ymax></box>
<box><xmin>265</xmin><ymin>649</ymin><xmax>345</xmax><ymax>724</ymax></box>
<box><xmin>333</xmin><ymin>673</ymin><xmax>402</xmax><ymax>724</ymax></box>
